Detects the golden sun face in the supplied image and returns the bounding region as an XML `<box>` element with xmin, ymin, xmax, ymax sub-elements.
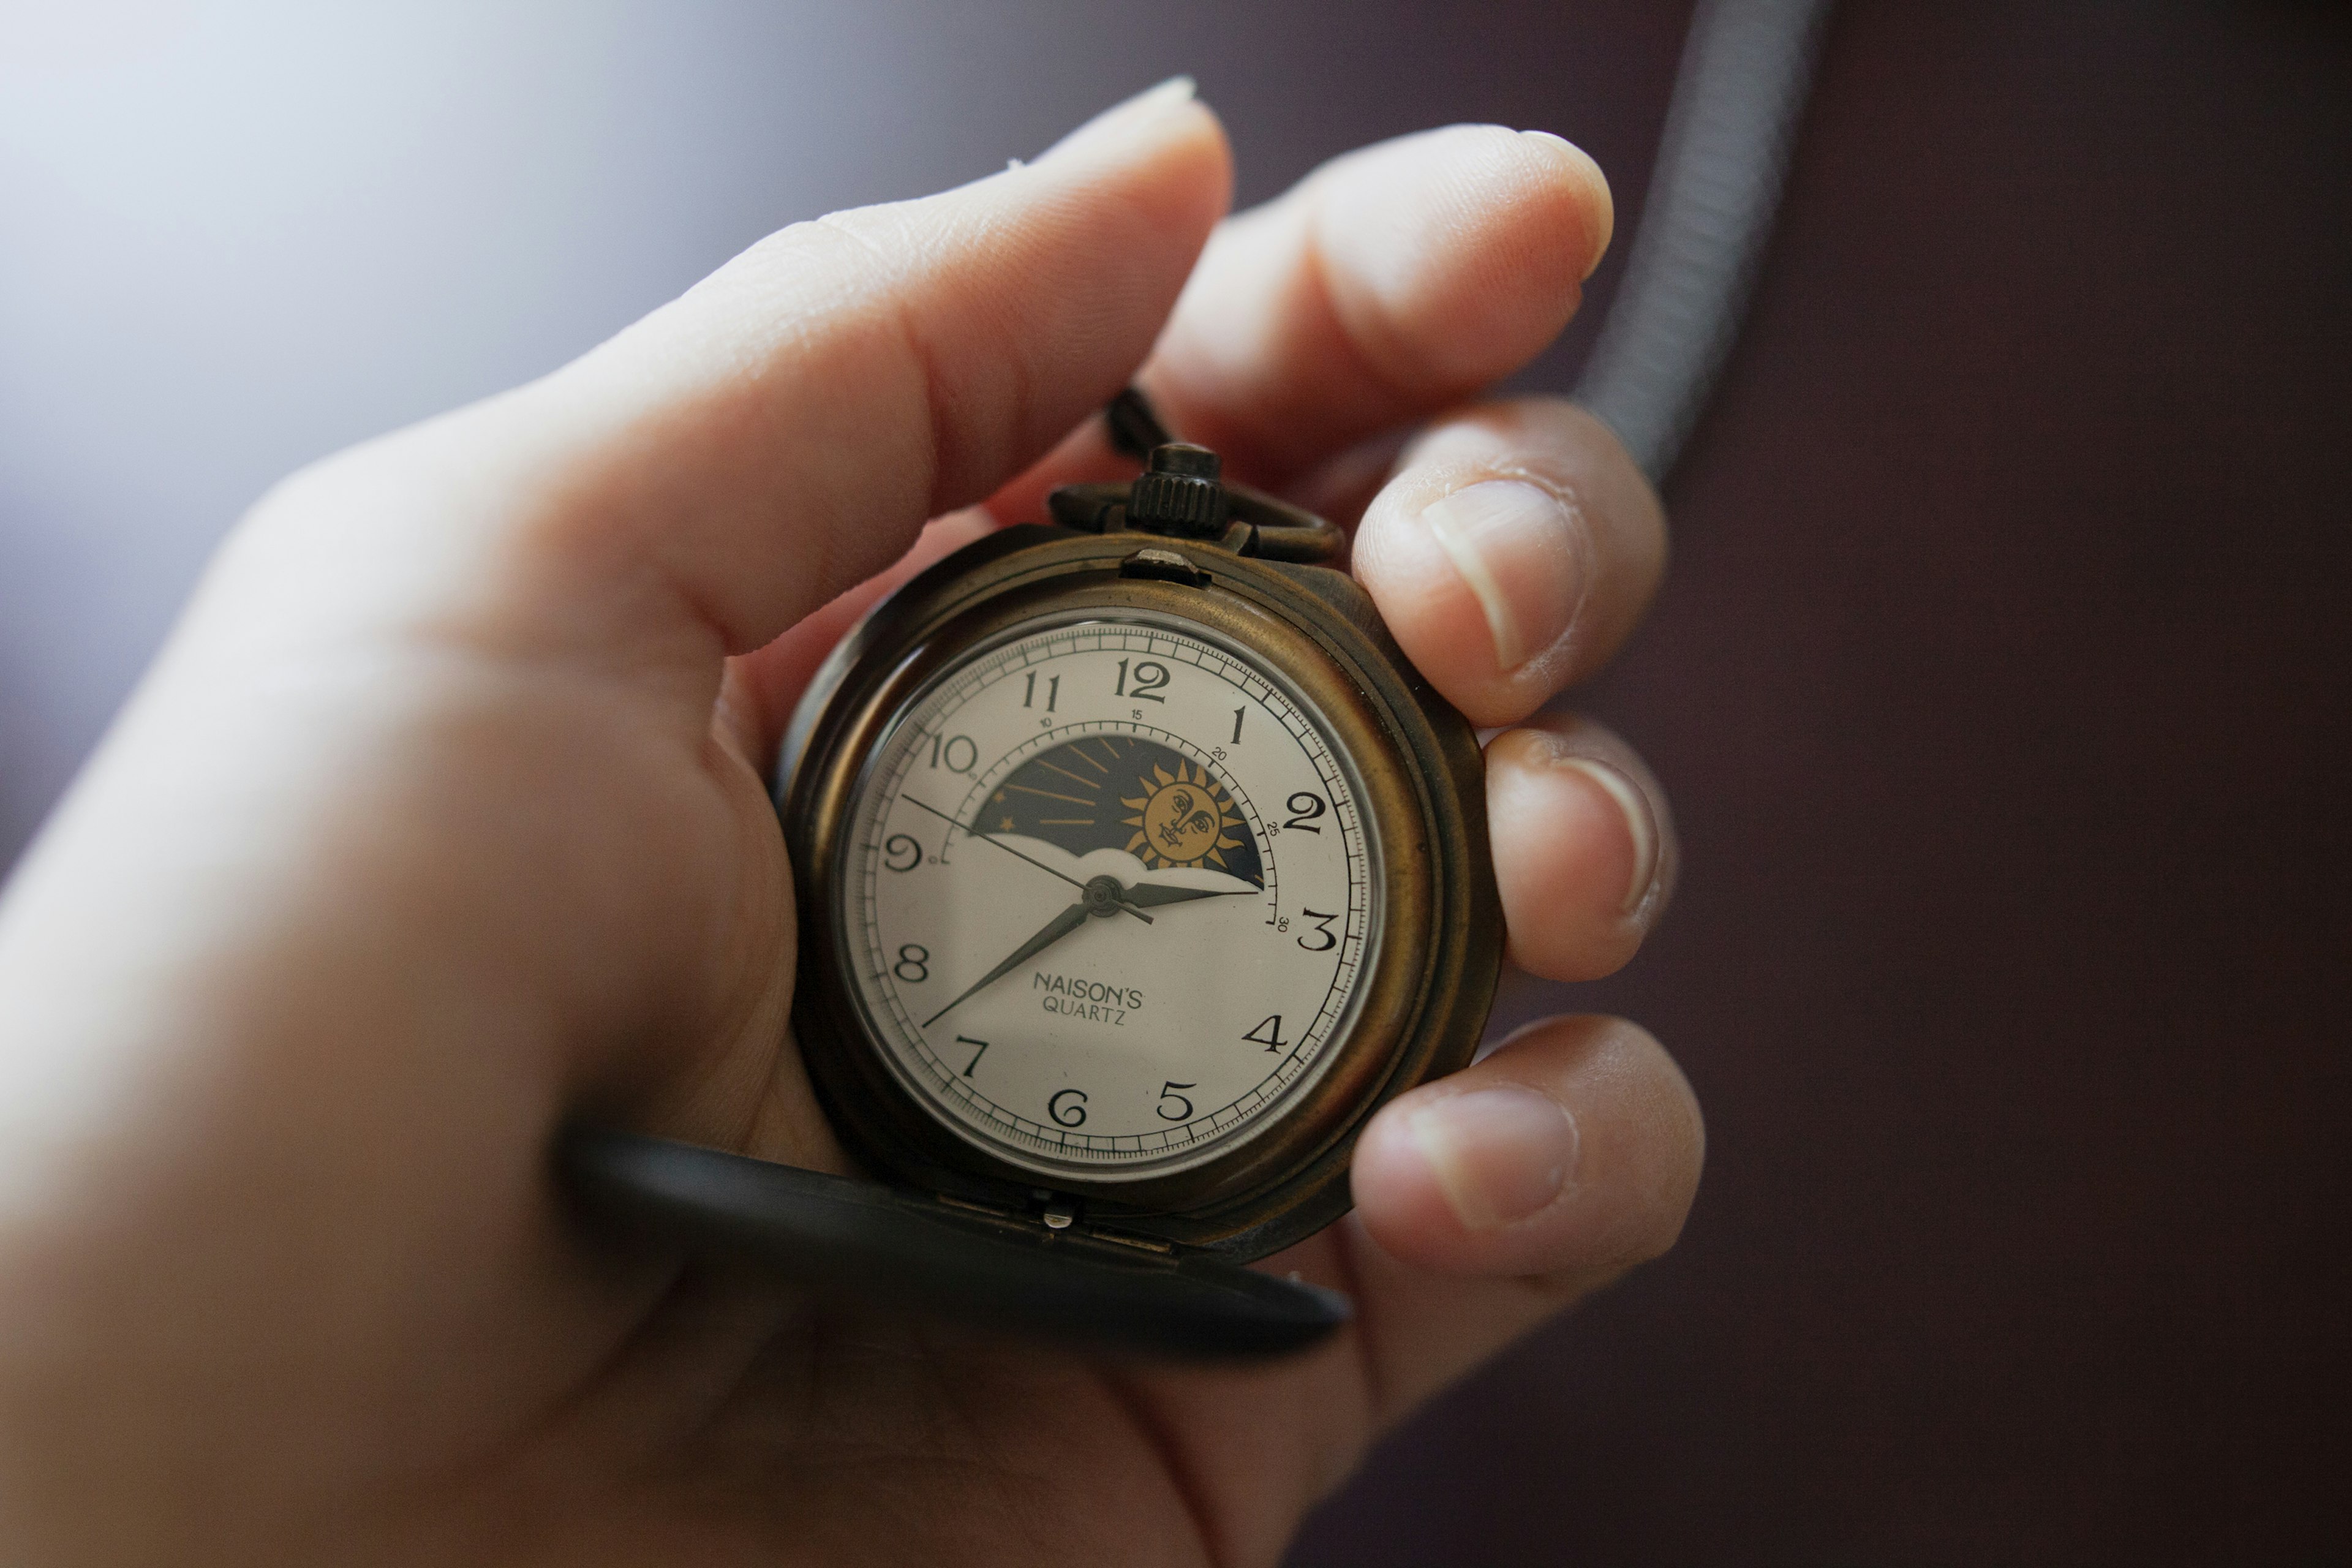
<box><xmin>1121</xmin><ymin>761</ymin><xmax>1245</xmax><ymax>871</ymax></box>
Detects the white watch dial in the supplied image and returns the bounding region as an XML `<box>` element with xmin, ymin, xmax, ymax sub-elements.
<box><xmin>839</xmin><ymin>609</ymin><xmax>1382</xmax><ymax>1180</ymax></box>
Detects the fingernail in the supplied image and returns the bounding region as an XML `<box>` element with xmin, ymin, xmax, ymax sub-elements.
<box><xmin>1039</xmin><ymin>76</ymin><xmax>1199</xmax><ymax>163</ymax></box>
<box><xmin>1416</xmin><ymin>480</ymin><xmax>1585</xmax><ymax>671</ymax></box>
<box><xmin>1558</xmin><ymin>755</ymin><xmax>1660</xmax><ymax>915</ymax></box>
<box><xmin>1408</xmin><ymin>1085</ymin><xmax>1580</xmax><ymax>1232</ymax></box>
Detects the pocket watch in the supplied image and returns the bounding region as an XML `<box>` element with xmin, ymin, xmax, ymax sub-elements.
<box><xmin>567</xmin><ymin>392</ymin><xmax>1502</xmax><ymax>1358</ymax></box>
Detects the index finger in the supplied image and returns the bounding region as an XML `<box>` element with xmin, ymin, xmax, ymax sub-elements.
<box><xmin>984</xmin><ymin>121</ymin><xmax>1611</xmax><ymax>527</ymax></box>
<box><xmin>1158</xmin><ymin>123</ymin><xmax>1612</xmax><ymax>478</ymax></box>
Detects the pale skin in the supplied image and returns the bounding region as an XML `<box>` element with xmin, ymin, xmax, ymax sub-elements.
<box><xmin>0</xmin><ymin>81</ymin><xmax>1700</xmax><ymax>1567</ymax></box>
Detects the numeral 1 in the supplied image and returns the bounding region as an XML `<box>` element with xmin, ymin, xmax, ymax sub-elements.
<box><xmin>1231</xmin><ymin>706</ymin><xmax>1245</xmax><ymax>744</ymax></box>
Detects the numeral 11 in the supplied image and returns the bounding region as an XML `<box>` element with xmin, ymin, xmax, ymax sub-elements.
<box><xmin>1023</xmin><ymin>671</ymin><xmax>1059</xmax><ymax>711</ymax></box>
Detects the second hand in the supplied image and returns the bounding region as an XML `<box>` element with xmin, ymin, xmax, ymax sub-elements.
<box><xmin>899</xmin><ymin>795</ymin><xmax>1152</xmax><ymax>924</ymax></box>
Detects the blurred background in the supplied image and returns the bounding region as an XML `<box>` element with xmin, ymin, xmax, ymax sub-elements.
<box><xmin>3</xmin><ymin>1</ymin><xmax>2346</xmax><ymax>1560</ymax></box>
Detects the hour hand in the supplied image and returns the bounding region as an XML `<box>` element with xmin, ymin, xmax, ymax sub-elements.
<box><xmin>1118</xmin><ymin>881</ymin><xmax>1264</xmax><ymax>910</ymax></box>
<box><xmin>920</xmin><ymin>899</ymin><xmax>1091</xmax><ymax>1029</ymax></box>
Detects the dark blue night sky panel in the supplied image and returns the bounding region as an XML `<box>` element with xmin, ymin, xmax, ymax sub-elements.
<box><xmin>975</xmin><ymin>733</ymin><xmax>1264</xmax><ymax>887</ymax></box>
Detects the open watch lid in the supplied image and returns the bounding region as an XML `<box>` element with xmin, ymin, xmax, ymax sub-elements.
<box><xmin>562</xmin><ymin>1126</ymin><xmax>1351</xmax><ymax>1359</ymax></box>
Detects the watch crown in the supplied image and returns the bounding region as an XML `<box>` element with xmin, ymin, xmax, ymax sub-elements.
<box><xmin>1128</xmin><ymin>443</ymin><xmax>1231</xmax><ymax>537</ymax></box>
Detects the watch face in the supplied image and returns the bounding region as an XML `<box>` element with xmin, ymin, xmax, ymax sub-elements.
<box><xmin>836</xmin><ymin>608</ymin><xmax>1383</xmax><ymax>1182</ymax></box>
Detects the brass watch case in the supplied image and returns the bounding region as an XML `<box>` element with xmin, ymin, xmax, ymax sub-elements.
<box><xmin>776</xmin><ymin>524</ymin><xmax>1502</xmax><ymax>1261</ymax></box>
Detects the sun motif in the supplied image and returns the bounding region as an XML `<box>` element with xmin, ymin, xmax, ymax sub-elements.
<box><xmin>1121</xmin><ymin>760</ymin><xmax>1245</xmax><ymax>871</ymax></box>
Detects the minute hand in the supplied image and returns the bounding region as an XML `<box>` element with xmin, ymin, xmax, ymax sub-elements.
<box><xmin>920</xmin><ymin>900</ymin><xmax>1092</xmax><ymax>1029</ymax></box>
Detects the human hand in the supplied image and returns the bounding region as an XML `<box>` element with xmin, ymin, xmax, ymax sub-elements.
<box><xmin>0</xmin><ymin>80</ymin><xmax>1698</xmax><ymax>1566</ymax></box>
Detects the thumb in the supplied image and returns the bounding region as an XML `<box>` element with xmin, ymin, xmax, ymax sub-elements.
<box><xmin>230</xmin><ymin>78</ymin><xmax>1230</xmax><ymax>673</ymax></box>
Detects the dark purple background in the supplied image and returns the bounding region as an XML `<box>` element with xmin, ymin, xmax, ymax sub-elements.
<box><xmin>3</xmin><ymin>4</ymin><xmax>2345</xmax><ymax>1561</ymax></box>
<box><xmin>1300</xmin><ymin>5</ymin><xmax>2352</xmax><ymax>1562</ymax></box>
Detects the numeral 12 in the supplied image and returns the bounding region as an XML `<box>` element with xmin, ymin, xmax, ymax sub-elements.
<box><xmin>1114</xmin><ymin>659</ymin><xmax>1169</xmax><ymax>703</ymax></box>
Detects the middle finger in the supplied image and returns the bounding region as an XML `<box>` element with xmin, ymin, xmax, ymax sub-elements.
<box><xmin>1354</xmin><ymin>398</ymin><xmax>1667</xmax><ymax>726</ymax></box>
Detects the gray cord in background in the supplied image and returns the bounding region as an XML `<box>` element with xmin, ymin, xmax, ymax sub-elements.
<box><xmin>1574</xmin><ymin>0</ymin><xmax>1834</xmax><ymax>487</ymax></box>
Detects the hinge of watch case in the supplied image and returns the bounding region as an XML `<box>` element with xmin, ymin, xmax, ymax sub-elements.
<box><xmin>930</xmin><ymin>1191</ymin><xmax>1178</xmax><ymax>1259</ymax></box>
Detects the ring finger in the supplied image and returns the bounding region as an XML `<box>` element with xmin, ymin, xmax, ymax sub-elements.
<box><xmin>1350</xmin><ymin>396</ymin><xmax>1667</xmax><ymax>728</ymax></box>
